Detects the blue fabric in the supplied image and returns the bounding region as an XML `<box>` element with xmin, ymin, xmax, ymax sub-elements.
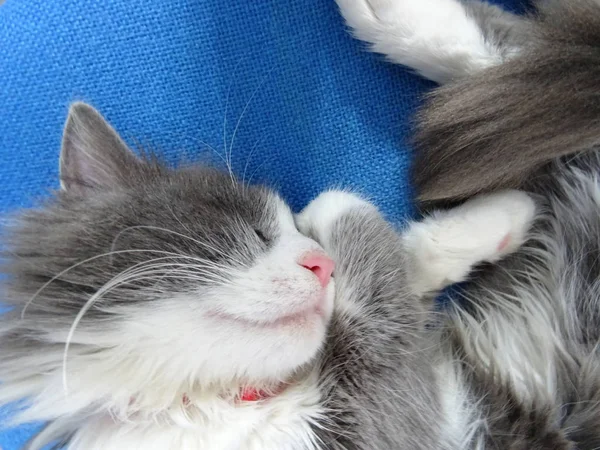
<box><xmin>0</xmin><ymin>0</ymin><xmax>527</xmax><ymax>448</ymax></box>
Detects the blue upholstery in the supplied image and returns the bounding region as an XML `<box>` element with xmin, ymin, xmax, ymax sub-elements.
<box><xmin>0</xmin><ymin>0</ymin><xmax>527</xmax><ymax>447</ymax></box>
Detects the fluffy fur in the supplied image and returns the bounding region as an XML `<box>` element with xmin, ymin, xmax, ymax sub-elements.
<box><xmin>0</xmin><ymin>102</ymin><xmax>535</xmax><ymax>449</ymax></box>
<box><xmin>6</xmin><ymin>0</ymin><xmax>600</xmax><ymax>447</ymax></box>
<box><xmin>411</xmin><ymin>0</ymin><xmax>600</xmax><ymax>202</ymax></box>
<box><xmin>334</xmin><ymin>0</ymin><xmax>528</xmax><ymax>83</ymax></box>
<box><xmin>336</xmin><ymin>0</ymin><xmax>600</xmax><ymax>447</ymax></box>
<box><xmin>337</xmin><ymin>0</ymin><xmax>600</xmax><ymax>203</ymax></box>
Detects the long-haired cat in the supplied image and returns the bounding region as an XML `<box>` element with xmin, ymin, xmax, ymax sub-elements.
<box><xmin>0</xmin><ymin>100</ymin><xmax>534</xmax><ymax>449</ymax></box>
<box><xmin>336</xmin><ymin>0</ymin><xmax>600</xmax><ymax>447</ymax></box>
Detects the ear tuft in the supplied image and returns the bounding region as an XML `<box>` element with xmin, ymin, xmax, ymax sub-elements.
<box><xmin>60</xmin><ymin>102</ymin><xmax>141</xmax><ymax>194</ymax></box>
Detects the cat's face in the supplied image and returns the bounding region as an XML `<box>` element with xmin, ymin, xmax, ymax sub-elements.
<box><xmin>4</xmin><ymin>103</ymin><xmax>334</xmax><ymax>393</ymax></box>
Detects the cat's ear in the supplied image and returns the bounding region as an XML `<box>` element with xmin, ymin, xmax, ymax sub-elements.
<box><xmin>60</xmin><ymin>102</ymin><xmax>141</xmax><ymax>193</ymax></box>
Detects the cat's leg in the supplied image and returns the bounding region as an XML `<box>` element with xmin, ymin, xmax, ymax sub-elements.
<box><xmin>296</xmin><ymin>189</ymin><xmax>535</xmax><ymax>448</ymax></box>
<box><xmin>335</xmin><ymin>0</ymin><xmax>531</xmax><ymax>83</ymax></box>
<box><xmin>297</xmin><ymin>189</ymin><xmax>536</xmax><ymax>300</ymax></box>
<box><xmin>403</xmin><ymin>189</ymin><xmax>536</xmax><ymax>295</ymax></box>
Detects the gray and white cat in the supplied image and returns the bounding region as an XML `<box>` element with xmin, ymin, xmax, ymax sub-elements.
<box><xmin>336</xmin><ymin>0</ymin><xmax>600</xmax><ymax>447</ymax></box>
<box><xmin>4</xmin><ymin>0</ymin><xmax>599</xmax><ymax>448</ymax></box>
<box><xmin>0</xmin><ymin>106</ymin><xmax>534</xmax><ymax>447</ymax></box>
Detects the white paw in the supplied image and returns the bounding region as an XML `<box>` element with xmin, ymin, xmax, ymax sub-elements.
<box><xmin>335</xmin><ymin>0</ymin><xmax>501</xmax><ymax>83</ymax></box>
<box><xmin>405</xmin><ymin>190</ymin><xmax>536</xmax><ymax>293</ymax></box>
<box><xmin>336</xmin><ymin>0</ymin><xmax>484</xmax><ymax>41</ymax></box>
<box><xmin>450</xmin><ymin>190</ymin><xmax>536</xmax><ymax>259</ymax></box>
<box><xmin>296</xmin><ymin>191</ymin><xmax>375</xmax><ymax>246</ymax></box>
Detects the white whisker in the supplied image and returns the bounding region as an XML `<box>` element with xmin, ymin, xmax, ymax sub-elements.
<box><xmin>242</xmin><ymin>138</ymin><xmax>263</xmax><ymax>189</ymax></box>
<box><xmin>21</xmin><ymin>249</ymin><xmax>186</xmax><ymax>319</ymax></box>
<box><xmin>228</xmin><ymin>67</ymin><xmax>276</xmax><ymax>188</ymax></box>
<box><xmin>60</xmin><ymin>259</ymin><xmax>234</xmax><ymax>394</ymax></box>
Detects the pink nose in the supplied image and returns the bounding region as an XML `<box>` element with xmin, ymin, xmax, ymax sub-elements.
<box><xmin>299</xmin><ymin>252</ymin><xmax>335</xmax><ymax>288</ymax></box>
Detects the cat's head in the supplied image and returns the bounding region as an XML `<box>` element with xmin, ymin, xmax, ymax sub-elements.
<box><xmin>0</xmin><ymin>103</ymin><xmax>334</xmax><ymax>407</ymax></box>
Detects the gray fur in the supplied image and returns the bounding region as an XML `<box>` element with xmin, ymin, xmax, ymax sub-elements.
<box><xmin>462</xmin><ymin>0</ymin><xmax>533</xmax><ymax>58</ymax></box>
<box><xmin>305</xmin><ymin>210</ymin><xmax>444</xmax><ymax>449</ymax></box>
<box><xmin>337</xmin><ymin>0</ymin><xmax>600</xmax><ymax>447</ymax></box>
<box><xmin>414</xmin><ymin>0</ymin><xmax>600</xmax><ymax>202</ymax></box>
<box><xmin>443</xmin><ymin>152</ymin><xmax>600</xmax><ymax>448</ymax></box>
<box><xmin>59</xmin><ymin>102</ymin><xmax>144</xmax><ymax>193</ymax></box>
<box><xmin>411</xmin><ymin>0</ymin><xmax>600</xmax><ymax>448</ymax></box>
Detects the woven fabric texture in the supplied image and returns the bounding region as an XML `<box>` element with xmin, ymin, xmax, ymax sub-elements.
<box><xmin>0</xmin><ymin>0</ymin><xmax>526</xmax><ymax>447</ymax></box>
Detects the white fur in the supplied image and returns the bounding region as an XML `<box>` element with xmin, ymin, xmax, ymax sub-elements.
<box><xmin>427</xmin><ymin>191</ymin><xmax>539</xmax><ymax>450</ymax></box>
<box><xmin>451</xmin><ymin>299</ymin><xmax>564</xmax><ymax>407</ymax></box>
<box><xmin>58</xmin><ymin>373</ymin><xmax>324</xmax><ymax>450</ymax></box>
<box><xmin>335</xmin><ymin>0</ymin><xmax>503</xmax><ymax>83</ymax></box>
<box><xmin>295</xmin><ymin>190</ymin><xmax>375</xmax><ymax>248</ymax></box>
<box><xmin>435</xmin><ymin>359</ymin><xmax>486</xmax><ymax>450</ymax></box>
<box><xmin>404</xmin><ymin>190</ymin><xmax>536</xmax><ymax>294</ymax></box>
<box><xmin>448</xmin><ymin>221</ymin><xmax>579</xmax><ymax>408</ymax></box>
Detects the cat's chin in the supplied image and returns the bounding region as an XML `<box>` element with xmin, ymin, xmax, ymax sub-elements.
<box><xmin>207</xmin><ymin>306</ymin><xmax>327</xmax><ymax>329</ymax></box>
<box><xmin>206</xmin><ymin>287</ymin><xmax>333</xmax><ymax>330</ymax></box>
<box><xmin>107</xmin><ymin>284</ymin><xmax>335</xmax><ymax>392</ymax></box>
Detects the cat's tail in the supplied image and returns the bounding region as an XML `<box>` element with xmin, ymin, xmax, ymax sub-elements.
<box><xmin>414</xmin><ymin>0</ymin><xmax>600</xmax><ymax>203</ymax></box>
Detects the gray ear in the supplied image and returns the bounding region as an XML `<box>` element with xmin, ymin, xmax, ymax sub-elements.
<box><xmin>60</xmin><ymin>102</ymin><xmax>141</xmax><ymax>193</ymax></box>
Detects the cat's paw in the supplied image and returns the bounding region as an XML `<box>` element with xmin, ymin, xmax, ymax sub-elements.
<box><xmin>296</xmin><ymin>191</ymin><xmax>375</xmax><ymax>247</ymax></box>
<box><xmin>451</xmin><ymin>189</ymin><xmax>537</xmax><ymax>259</ymax></box>
<box><xmin>336</xmin><ymin>0</ymin><xmax>482</xmax><ymax>41</ymax></box>
<box><xmin>406</xmin><ymin>190</ymin><xmax>536</xmax><ymax>294</ymax></box>
<box><xmin>335</xmin><ymin>0</ymin><xmax>501</xmax><ymax>83</ymax></box>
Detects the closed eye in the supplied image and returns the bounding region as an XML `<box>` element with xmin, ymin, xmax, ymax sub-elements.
<box><xmin>254</xmin><ymin>228</ymin><xmax>268</xmax><ymax>243</ymax></box>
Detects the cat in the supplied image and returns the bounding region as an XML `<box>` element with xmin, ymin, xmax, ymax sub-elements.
<box><xmin>0</xmin><ymin>101</ymin><xmax>534</xmax><ymax>449</ymax></box>
<box><xmin>336</xmin><ymin>0</ymin><xmax>600</xmax><ymax>447</ymax></box>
